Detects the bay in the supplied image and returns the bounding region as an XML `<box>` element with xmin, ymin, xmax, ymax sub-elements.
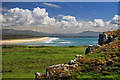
<box><xmin>15</xmin><ymin>37</ymin><xmax>98</xmax><ymax>47</ymax></box>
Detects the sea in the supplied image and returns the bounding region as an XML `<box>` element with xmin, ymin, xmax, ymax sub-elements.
<box><xmin>14</xmin><ymin>37</ymin><xmax>98</xmax><ymax>47</ymax></box>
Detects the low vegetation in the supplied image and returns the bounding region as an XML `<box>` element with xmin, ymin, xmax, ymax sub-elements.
<box><xmin>68</xmin><ymin>29</ymin><xmax>120</xmax><ymax>79</ymax></box>
<box><xmin>2</xmin><ymin>45</ymin><xmax>86</xmax><ymax>78</ymax></box>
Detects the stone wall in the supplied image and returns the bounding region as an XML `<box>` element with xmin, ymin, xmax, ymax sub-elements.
<box><xmin>35</xmin><ymin>55</ymin><xmax>83</xmax><ymax>80</ymax></box>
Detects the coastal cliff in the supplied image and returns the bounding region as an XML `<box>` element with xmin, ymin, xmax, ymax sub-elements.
<box><xmin>35</xmin><ymin>29</ymin><xmax>120</xmax><ymax>80</ymax></box>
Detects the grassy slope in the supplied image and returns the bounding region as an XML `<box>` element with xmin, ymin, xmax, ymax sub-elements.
<box><xmin>2</xmin><ymin>45</ymin><xmax>86</xmax><ymax>78</ymax></box>
<box><xmin>70</xmin><ymin>40</ymin><xmax>120</xmax><ymax>79</ymax></box>
<box><xmin>69</xmin><ymin>30</ymin><xmax>120</xmax><ymax>79</ymax></box>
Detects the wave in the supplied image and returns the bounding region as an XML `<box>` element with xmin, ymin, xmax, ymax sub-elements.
<box><xmin>92</xmin><ymin>41</ymin><xmax>98</xmax><ymax>43</ymax></box>
<box><xmin>59</xmin><ymin>42</ymin><xmax>71</xmax><ymax>43</ymax></box>
<box><xmin>43</xmin><ymin>38</ymin><xmax>59</xmax><ymax>43</ymax></box>
<box><xmin>42</xmin><ymin>37</ymin><xmax>71</xmax><ymax>44</ymax></box>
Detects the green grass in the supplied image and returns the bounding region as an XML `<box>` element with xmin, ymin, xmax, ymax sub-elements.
<box><xmin>70</xmin><ymin>71</ymin><xmax>120</xmax><ymax>80</ymax></box>
<box><xmin>2</xmin><ymin>45</ymin><xmax>86</xmax><ymax>78</ymax></box>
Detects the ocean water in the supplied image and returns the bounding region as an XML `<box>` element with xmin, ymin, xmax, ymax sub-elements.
<box><xmin>15</xmin><ymin>37</ymin><xmax>98</xmax><ymax>47</ymax></box>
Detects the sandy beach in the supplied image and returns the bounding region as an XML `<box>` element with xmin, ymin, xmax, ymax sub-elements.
<box><xmin>1</xmin><ymin>37</ymin><xmax>50</xmax><ymax>44</ymax></box>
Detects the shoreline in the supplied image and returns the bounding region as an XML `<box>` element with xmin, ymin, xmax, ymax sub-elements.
<box><xmin>1</xmin><ymin>37</ymin><xmax>50</xmax><ymax>44</ymax></box>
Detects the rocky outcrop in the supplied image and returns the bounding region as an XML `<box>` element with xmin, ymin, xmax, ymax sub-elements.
<box><xmin>85</xmin><ymin>45</ymin><xmax>101</xmax><ymax>54</ymax></box>
<box><xmin>85</xmin><ymin>31</ymin><xmax>117</xmax><ymax>54</ymax></box>
<box><xmin>98</xmin><ymin>32</ymin><xmax>115</xmax><ymax>46</ymax></box>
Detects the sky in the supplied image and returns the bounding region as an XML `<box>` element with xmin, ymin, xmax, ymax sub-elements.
<box><xmin>1</xmin><ymin>0</ymin><xmax>120</xmax><ymax>2</ymax></box>
<box><xmin>1</xmin><ymin>2</ymin><xmax>119</xmax><ymax>34</ymax></box>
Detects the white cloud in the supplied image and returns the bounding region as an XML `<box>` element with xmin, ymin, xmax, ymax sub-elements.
<box><xmin>3</xmin><ymin>7</ymin><xmax>56</xmax><ymax>27</ymax></box>
<box><xmin>3</xmin><ymin>8</ymin><xmax>33</xmax><ymax>27</ymax></box>
<box><xmin>32</xmin><ymin>7</ymin><xmax>55</xmax><ymax>26</ymax></box>
<box><xmin>112</xmin><ymin>15</ymin><xmax>118</xmax><ymax>20</ymax></box>
<box><xmin>43</xmin><ymin>3</ymin><xmax>61</xmax><ymax>8</ymax></box>
<box><xmin>93</xmin><ymin>19</ymin><xmax>105</xmax><ymax>27</ymax></box>
<box><xmin>62</xmin><ymin>15</ymin><xmax>79</xmax><ymax>27</ymax></box>
<box><xmin>2</xmin><ymin>7</ymin><xmax>118</xmax><ymax>33</ymax></box>
<box><xmin>0</xmin><ymin>13</ymin><xmax>5</xmax><ymax>22</ymax></box>
<box><xmin>109</xmin><ymin>15</ymin><xmax>118</xmax><ymax>24</ymax></box>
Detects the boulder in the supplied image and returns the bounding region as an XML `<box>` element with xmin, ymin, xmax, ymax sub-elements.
<box><xmin>98</xmin><ymin>32</ymin><xmax>115</xmax><ymax>46</ymax></box>
<box><xmin>35</xmin><ymin>72</ymin><xmax>45</xmax><ymax>80</ymax></box>
<box><xmin>98</xmin><ymin>34</ymin><xmax>104</xmax><ymax>46</ymax></box>
<box><xmin>44</xmin><ymin>64</ymin><xmax>75</xmax><ymax>79</ymax></box>
<box><xmin>75</xmin><ymin>55</ymin><xmax>82</xmax><ymax>58</ymax></box>
<box><xmin>85</xmin><ymin>45</ymin><xmax>101</xmax><ymax>54</ymax></box>
<box><xmin>68</xmin><ymin>60</ymin><xmax>75</xmax><ymax>65</ymax></box>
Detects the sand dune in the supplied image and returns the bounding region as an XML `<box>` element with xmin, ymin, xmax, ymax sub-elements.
<box><xmin>1</xmin><ymin>37</ymin><xmax>50</xmax><ymax>44</ymax></box>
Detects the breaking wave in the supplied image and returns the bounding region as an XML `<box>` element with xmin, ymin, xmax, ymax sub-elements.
<box><xmin>43</xmin><ymin>38</ymin><xmax>59</xmax><ymax>43</ymax></box>
<box><xmin>59</xmin><ymin>42</ymin><xmax>71</xmax><ymax>43</ymax></box>
<box><xmin>92</xmin><ymin>41</ymin><xmax>98</xmax><ymax>43</ymax></box>
<box><xmin>42</xmin><ymin>37</ymin><xmax>71</xmax><ymax>44</ymax></box>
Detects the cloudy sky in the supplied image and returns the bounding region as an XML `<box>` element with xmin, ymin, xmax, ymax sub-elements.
<box><xmin>1</xmin><ymin>2</ymin><xmax>118</xmax><ymax>34</ymax></box>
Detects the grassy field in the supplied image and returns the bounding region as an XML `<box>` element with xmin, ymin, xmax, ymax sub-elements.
<box><xmin>2</xmin><ymin>45</ymin><xmax>87</xmax><ymax>78</ymax></box>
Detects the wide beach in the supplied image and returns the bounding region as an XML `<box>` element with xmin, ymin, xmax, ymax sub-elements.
<box><xmin>1</xmin><ymin>37</ymin><xmax>50</xmax><ymax>44</ymax></box>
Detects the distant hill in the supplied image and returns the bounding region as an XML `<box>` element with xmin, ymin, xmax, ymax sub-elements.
<box><xmin>2</xmin><ymin>29</ymin><xmax>50</xmax><ymax>40</ymax></box>
<box><xmin>2</xmin><ymin>29</ymin><xmax>48</xmax><ymax>36</ymax></box>
<box><xmin>2</xmin><ymin>29</ymin><xmax>101</xmax><ymax>36</ymax></box>
<box><xmin>76</xmin><ymin>31</ymin><xmax>101</xmax><ymax>36</ymax></box>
